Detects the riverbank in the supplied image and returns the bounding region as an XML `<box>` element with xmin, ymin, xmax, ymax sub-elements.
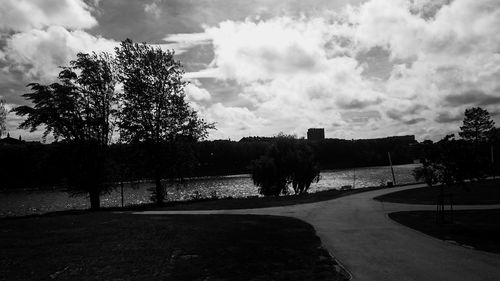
<box><xmin>2</xmin><ymin>185</ymin><xmax>388</xmax><ymax>219</ymax></box>
<box><xmin>0</xmin><ymin>212</ymin><xmax>347</xmax><ymax>281</ymax></box>
<box><xmin>0</xmin><ymin>163</ymin><xmax>420</xmax><ymax>217</ymax></box>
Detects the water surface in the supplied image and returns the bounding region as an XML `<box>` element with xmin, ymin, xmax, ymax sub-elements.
<box><xmin>0</xmin><ymin>164</ymin><xmax>420</xmax><ymax>217</ymax></box>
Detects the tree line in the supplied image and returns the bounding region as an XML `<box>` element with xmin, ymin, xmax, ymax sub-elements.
<box><xmin>0</xmin><ymin>134</ymin><xmax>418</xmax><ymax>190</ymax></box>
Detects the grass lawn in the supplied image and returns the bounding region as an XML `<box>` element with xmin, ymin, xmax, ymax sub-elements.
<box><xmin>390</xmin><ymin>209</ymin><xmax>500</xmax><ymax>254</ymax></box>
<box><xmin>0</xmin><ymin>212</ymin><xmax>347</xmax><ymax>281</ymax></box>
<box><xmin>374</xmin><ymin>179</ymin><xmax>500</xmax><ymax>205</ymax></box>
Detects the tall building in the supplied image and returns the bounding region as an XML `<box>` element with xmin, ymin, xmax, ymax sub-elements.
<box><xmin>307</xmin><ymin>128</ymin><xmax>325</xmax><ymax>140</ymax></box>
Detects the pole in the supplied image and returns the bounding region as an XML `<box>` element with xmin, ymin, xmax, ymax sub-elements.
<box><xmin>491</xmin><ymin>145</ymin><xmax>495</xmax><ymax>179</ymax></box>
<box><xmin>120</xmin><ymin>182</ymin><xmax>124</xmax><ymax>208</ymax></box>
<box><xmin>388</xmin><ymin>151</ymin><xmax>396</xmax><ymax>185</ymax></box>
<box><xmin>353</xmin><ymin>167</ymin><xmax>356</xmax><ymax>189</ymax></box>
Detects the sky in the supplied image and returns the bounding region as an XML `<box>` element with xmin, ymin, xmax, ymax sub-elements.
<box><xmin>0</xmin><ymin>0</ymin><xmax>500</xmax><ymax>141</ymax></box>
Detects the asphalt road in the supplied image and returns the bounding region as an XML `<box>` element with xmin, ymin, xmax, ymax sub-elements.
<box><xmin>135</xmin><ymin>184</ymin><xmax>500</xmax><ymax>281</ymax></box>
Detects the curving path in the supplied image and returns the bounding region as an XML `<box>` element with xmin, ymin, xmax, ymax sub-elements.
<box><xmin>134</xmin><ymin>184</ymin><xmax>500</xmax><ymax>281</ymax></box>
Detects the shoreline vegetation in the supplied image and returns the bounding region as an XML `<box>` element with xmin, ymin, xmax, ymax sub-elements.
<box><xmin>0</xmin><ymin>163</ymin><xmax>413</xmax><ymax>193</ymax></box>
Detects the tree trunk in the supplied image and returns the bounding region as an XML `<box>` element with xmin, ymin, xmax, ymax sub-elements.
<box><xmin>89</xmin><ymin>190</ymin><xmax>100</xmax><ymax>210</ymax></box>
<box><xmin>154</xmin><ymin>167</ymin><xmax>164</xmax><ymax>205</ymax></box>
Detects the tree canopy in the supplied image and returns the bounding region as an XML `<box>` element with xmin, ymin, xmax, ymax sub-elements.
<box><xmin>14</xmin><ymin>52</ymin><xmax>117</xmax><ymax>144</ymax></box>
<box><xmin>115</xmin><ymin>39</ymin><xmax>214</xmax><ymax>204</ymax></box>
<box><xmin>251</xmin><ymin>135</ymin><xmax>320</xmax><ymax>196</ymax></box>
<box><xmin>115</xmin><ymin>39</ymin><xmax>212</xmax><ymax>144</ymax></box>
<box><xmin>13</xmin><ymin>52</ymin><xmax>118</xmax><ymax>209</ymax></box>
<box><xmin>459</xmin><ymin>107</ymin><xmax>495</xmax><ymax>144</ymax></box>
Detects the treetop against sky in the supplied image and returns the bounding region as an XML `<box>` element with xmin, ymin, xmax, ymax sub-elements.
<box><xmin>1</xmin><ymin>0</ymin><xmax>500</xmax><ymax>141</ymax></box>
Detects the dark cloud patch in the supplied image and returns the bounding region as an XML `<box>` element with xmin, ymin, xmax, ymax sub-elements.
<box><xmin>0</xmin><ymin>71</ymin><xmax>30</xmax><ymax>105</ymax></box>
<box><xmin>404</xmin><ymin>118</ymin><xmax>426</xmax><ymax>125</ymax></box>
<box><xmin>444</xmin><ymin>89</ymin><xmax>500</xmax><ymax>106</ymax></box>
<box><xmin>195</xmin><ymin>78</ymin><xmax>248</xmax><ymax>108</ymax></box>
<box><xmin>386</xmin><ymin>104</ymin><xmax>428</xmax><ymax>125</ymax></box>
<box><xmin>386</xmin><ymin>110</ymin><xmax>402</xmax><ymax>121</ymax></box>
<box><xmin>407</xmin><ymin>104</ymin><xmax>429</xmax><ymax>114</ymax></box>
<box><xmin>341</xmin><ymin>110</ymin><xmax>381</xmax><ymax>123</ymax></box>
<box><xmin>357</xmin><ymin>46</ymin><xmax>393</xmax><ymax>80</ymax></box>
<box><xmin>435</xmin><ymin>111</ymin><xmax>462</xmax><ymax>123</ymax></box>
<box><xmin>336</xmin><ymin>97</ymin><xmax>382</xmax><ymax>110</ymax></box>
<box><xmin>176</xmin><ymin>43</ymin><xmax>214</xmax><ymax>72</ymax></box>
<box><xmin>410</xmin><ymin>0</ymin><xmax>453</xmax><ymax>20</ymax></box>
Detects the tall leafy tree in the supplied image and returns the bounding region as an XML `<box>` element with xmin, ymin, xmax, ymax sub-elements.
<box><xmin>13</xmin><ymin>52</ymin><xmax>117</xmax><ymax>209</ymax></box>
<box><xmin>115</xmin><ymin>39</ymin><xmax>213</xmax><ymax>205</ymax></box>
<box><xmin>251</xmin><ymin>135</ymin><xmax>320</xmax><ymax>196</ymax></box>
<box><xmin>0</xmin><ymin>99</ymin><xmax>6</xmax><ymax>136</ymax></box>
<box><xmin>459</xmin><ymin>107</ymin><xmax>495</xmax><ymax>144</ymax></box>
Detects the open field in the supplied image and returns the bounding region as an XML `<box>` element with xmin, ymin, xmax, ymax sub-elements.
<box><xmin>375</xmin><ymin>179</ymin><xmax>500</xmax><ymax>205</ymax></box>
<box><xmin>0</xmin><ymin>213</ymin><xmax>345</xmax><ymax>281</ymax></box>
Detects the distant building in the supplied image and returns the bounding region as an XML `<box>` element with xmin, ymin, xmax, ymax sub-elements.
<box><xmin>307</xmin><ymin>128</ymin><xmax>325</xmax><ymax>140</ymax></box>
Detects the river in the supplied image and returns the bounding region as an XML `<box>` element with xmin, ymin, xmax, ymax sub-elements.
<box><xmin>0</xmin><ymin>163</ymin><xmax>420</xmax><ymax>217</ymax></box>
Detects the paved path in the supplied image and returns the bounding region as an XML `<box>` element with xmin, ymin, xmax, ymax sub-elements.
<box><xmin>135</xmin><ymin>184</ymin><xmax>500</xmax><ymax>281</ymax></box>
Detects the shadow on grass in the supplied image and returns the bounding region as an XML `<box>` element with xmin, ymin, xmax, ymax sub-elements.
<box><xmin>0</xmin><ymin>213</ymin><xmax>347</xmax><ymax>281</ymax></box>
<box><xmin>390</xmin><ymin>209</ymin><xmax>500</xmax><ymax>254</ymax></box>
<box><xmin>374</xmin><ymin>179</ymin><xmax>500</xmax><ymax>205</ymax></box>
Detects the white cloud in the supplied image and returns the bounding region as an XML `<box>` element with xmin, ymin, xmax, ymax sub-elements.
<box><xmin>144</xmin><ymin>0</ymin><xmax>162</xmax><ymax>19</ymax></box>
<box><xmin>169</xmin><ymin>0</ymin><xmax>500</xmax><ymax>140</ymax></box>
<box><xmin>203</xmin><ymin>103</ymin><xmax>268</xmax><ymax>140</ymax></box>
<box><xmin>3</xmin><ymin>26</ymin><xmax>117</xmax><ymax>81</ymax></box>
<box><xmin>3</xmin><ymin>0</ymin><xmax>500</xmax><ymax>141</ymax></box>
<box><xmin>0</xmin><ymin>0</ymin><xmax>97</xmax><ymax>31</ymax></box>
<box><xmin>163</xmin><ymin>32</ymin><xmax>212</xmax><ymax>54</ymax></box>
<box><xmin>185</xmin><ymin>81</ymin><xmax>211</xmax><ymax>101</ymax></box>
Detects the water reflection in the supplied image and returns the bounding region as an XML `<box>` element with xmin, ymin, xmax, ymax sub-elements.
<box><xmin>0</xmin><ymin>164</ymin><xmax>419</xmax><ymax>217</ymax></box>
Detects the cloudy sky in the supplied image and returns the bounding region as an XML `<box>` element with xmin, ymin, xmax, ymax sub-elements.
<box><xmin>1</xmin><ymin>0</ymin><xmax>499</xmax><ymax>141</ymax></box>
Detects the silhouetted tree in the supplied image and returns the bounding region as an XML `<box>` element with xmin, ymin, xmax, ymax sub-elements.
<box><xmin>0</xmin><ymin>99</ymin><xmax>6</xmax><ymax>136</ymax></box>
<box><xmin>412</xmin><ymin>161</ymin><xmax>439</xmax><ymax>187</ymax></box>
<box><xmin>251</xmin><ymin>135</ymin><xmax>320</xmax><ymax>196</ymax></box>
<box><xmin>459</xmin><ymin>107</ymin><xmax>495</xmax><ymax>144</ymax></box>
<box><xmin>13</xmin><ymin>52</ymin><xmax>117</xmax><ymax>209</ymax></box>
<box><xmin>115</xmin><ymin>39</ymin><xmax>213</xmax><ymax>205</ymax></box>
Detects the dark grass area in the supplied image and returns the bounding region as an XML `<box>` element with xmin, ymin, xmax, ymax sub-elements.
<box><xmin>374</xmin><ymin>179</ymin><xmax>500</xmax><ymax>205</ymax></box>
<box><xmin>390</xmin><ymin>209</ymin><xmax>500</xmax><ymax>254</ymax></box>
<box><xmin>0</xmin><ymin>213</ymin><xmax>346</xmax><ymax>281</ymax></box>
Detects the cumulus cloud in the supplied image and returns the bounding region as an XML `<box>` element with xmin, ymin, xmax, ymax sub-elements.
<box><xmin>3</xmin><ymin>26</ymin><xmax>117</xmax><ymax>80</ymax></box>
<box><xmin>0</xmin><ymin>0</ymin><xmax>121</xmax><ymax>139</ymax></box>
<box><xmin>162</xmin><ymin>0</ymin><xmax>500</xmax><ymax>140</ymax></box>
<box><xmin>0</xmin><ymin>0</ymin><xmax>97</xmax><ymax>31</ymax></box>
<box><xmin>0</xmin><ymin>0</ymin><xmax>119</xmax><ymax>83</ymax></box>
<box><xmin>3</xmin><ymin>0</ymin><xmax>500</xmax><ymax>141</ymax></box>
<box><xmin>185</xmin><ymin>80</ymin><xmax>211</xmax><ymax>101</ymax></box>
